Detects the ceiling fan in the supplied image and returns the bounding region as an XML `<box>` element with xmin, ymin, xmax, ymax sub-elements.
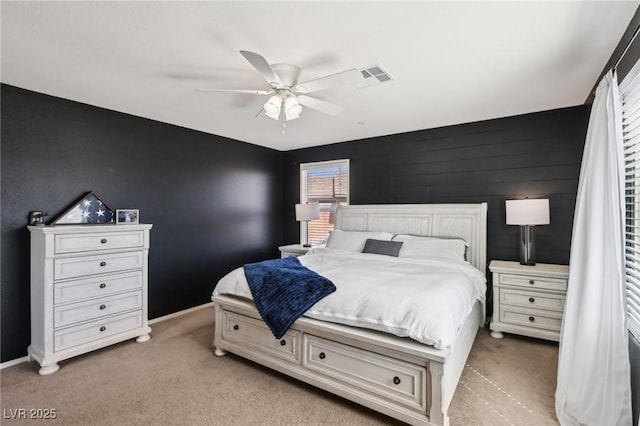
<box><xmin>197</xmin><ymin>50</ymin><xmax>365</xmax><ymax>128</ymax></box>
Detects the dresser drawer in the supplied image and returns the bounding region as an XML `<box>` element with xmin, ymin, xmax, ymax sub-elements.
<box><xmin>303</xmin><ymin>335</ymin><xmax>427</xmax><ymax>412</ymax></box>
<box><xmin>499</xmin><ymin>306</ymin><xmax>563</xmax><ymax>332</ymax></box>
<box><xmin>54</xmin><ymin>310</ymin><xmax>143</xmax><ymax>352</ymax></box>
<box><xmin>54</xmin><ymin>251</ymin><xmax>144</xmax><ymax>280</ymax></box>
<box><xmin>54</xmin><ymin>291</ymin><xmax>143</xmax><ymax>328</ymax></box>
<box><xmin>55</xmin><ymin>231</ymin><xmax>144</xmax><ymax>254</ymax></box>
<box><xmin>499</xmin><ymin>273</ymin><xmax>567</xmax><ymax>292</ymax></box>
<box><xmin>223</xmin><ymin>311</ymin><xmax>300</xmax><ymax>363</ymax></box>
<box><xmin>54</xmin><ymin>271</ymin><xmax>143</xmax><ymax>304</ymax></box>
<box><xmin>499</xmin><ymin>288</ymin><xmax>565</xmax><ymax>312</ymax></box>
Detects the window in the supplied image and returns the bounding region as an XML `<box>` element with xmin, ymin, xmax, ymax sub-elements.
<box><xmin>300</xmin><ymin>159</ymin><xmax>349</xmax><ymax>246</ymax></box>
<box><xmin>621</xmin><ymin>63</ymin><xmax>640</xmax><ymax>339</ymax></box>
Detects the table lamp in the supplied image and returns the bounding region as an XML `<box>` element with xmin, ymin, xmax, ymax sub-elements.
<box><xmin>296</xmin><ymin>203</ymin><xmax>320</xmax><ymax>247</ymax></box>
<box><xmin>506</xmin><ymin>198</ymin><xmax>550</xmax><ymax>265</ymax></box>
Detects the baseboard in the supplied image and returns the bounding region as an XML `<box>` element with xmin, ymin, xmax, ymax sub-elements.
<box><xmin>1</xmin><ymin>301</ymin><xmax>216</xmax><ymax>370</ymax></box>
<box><xmin>0</xmin><ymin>356</ymin><xmax>29</xmax><ymax>370</ymax></box>
<box><xmin>148</xmin><ymin>301</ymin><xmax>215</xmax><ymax>325</ymax></box>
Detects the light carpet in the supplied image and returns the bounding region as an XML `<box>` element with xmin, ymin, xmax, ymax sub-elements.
<box><xmin>1</xmin><ymin>307</ymin><xmax>559</xmax><ymax>425</ymax></box>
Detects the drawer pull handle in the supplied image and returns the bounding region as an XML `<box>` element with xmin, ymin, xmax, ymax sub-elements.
<box><xmin>393</xmin><ymin>376</ymin><xmax>401</xmax><ymax>385</ymax></box>
<box><xmin>529</xmin><ymin>280</ymin><xmax>535</xmax><ymax>285</ymax></box>
<box><xmin>100</xmin><ymin>261</ymin><xmax>107</xmax><ymax>267</ymax></box>
<box><xmin>100</xmin><ymin>326</ymin><xmax>106</xmax><ymax>332</ymax></box>
<box><xmin>319</xmin><ymin>352</ymin><xmax>326</xmax><ymax>360</ymax></box>
<box><xmin>100</xmin><ymin>238</ymin><xmax>107</xmax><ymax>244</ymax></box>
<box><xmin>100</xmin><ymin>283</ymin><xmax>107</xmax><ymax>289</ymax></box>
<box><xmin>280</xmin><ymin>339</ymin><xmax>286</xmax><ymax>346</ymax></box>
<box><xmin>529</xmin><ymin>316</ymin><xmax>535</xmax><ymax>322</ymax></box>
<box><xmin>529</xmin><ymin>297</ymin><xmax>535</xmax><ymax>303</ymax></box>
<box><xmin>233</xmin><ymin>325</ymin><xmax>239</xmax><ymax>331</ymax></box>
<box><xmin>99</xmin><ymin>304</ymin><xmax>106</xmax><ymax>310</ymax></box>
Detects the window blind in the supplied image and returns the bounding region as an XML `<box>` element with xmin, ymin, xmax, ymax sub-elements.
<box><xmin>300</xmin><ymin>159</ymin><xmax>349</xmax><ymax>246</ymax></box>
<box><xmin>621</xmin><ymin>65</ymin><xmax>640</xmax><ymax>339</ymax></box>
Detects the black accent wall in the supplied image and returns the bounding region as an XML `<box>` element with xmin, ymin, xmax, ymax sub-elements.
<box><xmin>1</xmin><ymin>84</ymin><xmax>283</xmax><ymax>362</ymax></box>
<box><xmin>1</xmin><ymin>83</ymin><xmax>590</xmax><ymax>364</ymax></box>
<box><xmin>283</xmin><ymin>106</ymin><xmax>589</xmax><ymax>269</ymax></box>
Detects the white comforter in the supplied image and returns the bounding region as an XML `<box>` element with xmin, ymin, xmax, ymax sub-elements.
<box><xmin>213</xmin><ymin>248</ymin><xmax>486</xmax><ymax>349</ymax></box>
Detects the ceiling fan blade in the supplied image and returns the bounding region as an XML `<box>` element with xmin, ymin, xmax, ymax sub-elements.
<box><xmin>297</xmin><ymin>95</ymin><xmax>344</xmax><ymax>116</ymax></box>
<box><xmin>239</xmin><ymin>50</ymin><xmax>282</xmax><ymax>88</ymax></box>
<box><xmin>294</xmin><ymin>69</ymin><xmax>363</xmax><ymax>94</ymax></box>
<box><xmin>196</xmin><ymin>88</ymin><xmax>273</xmax><ymax>95</ymax></box>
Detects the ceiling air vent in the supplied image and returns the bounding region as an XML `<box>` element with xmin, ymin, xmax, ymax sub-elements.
<box><xmin>355</xmin><ymin>64</ymin><xmax>395</xmax><ymax>89</ymax></box>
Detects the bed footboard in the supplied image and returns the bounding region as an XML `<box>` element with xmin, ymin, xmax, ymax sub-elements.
<box><xmin>212</xmin><ymin>295</ymin><xmax>482</xmax><ymax>426</ymax></box>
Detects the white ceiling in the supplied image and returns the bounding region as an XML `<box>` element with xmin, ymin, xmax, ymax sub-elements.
<box><xmin>1</xmin><ymin>1</ymin><xmax>638</xmax><ymax>151</ymax></box>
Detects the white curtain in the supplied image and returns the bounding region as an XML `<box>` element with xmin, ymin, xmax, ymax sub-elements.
<box><xmin>555</xmin><ymin>70</ymin><xmax>632</xmax><ymax>425</ymax></box>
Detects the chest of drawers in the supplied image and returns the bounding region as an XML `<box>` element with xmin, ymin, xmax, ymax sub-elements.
<box><xmin>28</xmin><ymin>224</ymin><xmax>152</xmax><ymax>375</ymax></box>
<box><xmin>489</xmin><ymin>260</ymin><xmax>569</xmax><ymax>342</ymax></box>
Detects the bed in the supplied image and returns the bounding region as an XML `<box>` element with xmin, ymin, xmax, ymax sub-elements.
<box><xmin>211</xmin><ymin>203</ymin><xmax>487</xmax><ymax>426</ymax></box>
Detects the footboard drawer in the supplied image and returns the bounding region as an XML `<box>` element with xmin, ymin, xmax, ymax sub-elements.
<box><xmin>303</xmin><ymin>335</ymin><xmax>427</xmax><ymax>412</ymax></box>
<box><xmin>222</xmin><ymin>311</ymin><xmax>301</xmax><ymax>363</ymax></box>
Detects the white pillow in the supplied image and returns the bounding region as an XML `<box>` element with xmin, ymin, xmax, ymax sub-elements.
<box><xmin>392</xmin><ymin>235</ymin><xmax>468</xmax><ymax>262</ymax></box>
<box><xmin>326</xmin><ymin>230</ymin><xmax>393</xmax><ymax>252</ymax></box>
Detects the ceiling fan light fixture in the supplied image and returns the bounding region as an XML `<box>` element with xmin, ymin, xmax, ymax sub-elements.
<box><xmin>285</xmin><ymin>111</ymin><xmax>301</xmax><ymax>121</ymax></box>
<box><xmin>264</xmin><ymin>95</ymin><xmax>282</xmax><ymax>117</ymax></box>
<box><xmin>264</xmin><ymin>108</ymin><xmax>280</xmax><ymax>120</ymax></box>
<box><xmin>284</xmin><ymin>96</ymin><xmax>303</xmax><ymax>120</ymax></box>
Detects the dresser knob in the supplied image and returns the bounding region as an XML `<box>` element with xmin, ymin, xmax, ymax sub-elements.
<box><xmin>233</xmin><ymin>324</ymin><xmax>239</xmax><ymax>331</ymax></box>
<box><xmin>393</xmin><ymin>376</ymin><xmax>401</xmax><ymax>385</ymax></box>
<box><xmin>529</xmin><ymin>280</ymin><xmax>535</xmax><ymax>285</ymax></box>
<box><xmin>100</xmin><ymin>326</ymin><xmax>106</xmax><ymax>332</ymax></box>
<box><xmin>280</xmin><ymin>339</ymin><xmax>286</xmax><ymax>346</ymax></box>
<box><xmin>100</xmin><ymin>261</ymin><xmax>107</xmax><ymax>267</ymax></box>
<box><xmin>99</xmin><ymin>304</ymin><xmax>106</xmax><ymax>310</ymax></box>
<box><xmin>99</xmin><ymin>283</ymin><xmax>106</xmax><ymax>289</ymax></box>
<box><xmin>319</xmin><ymin>352</ymin><xmax>326</xmax><ymax>360</ymax></box>
<box><xmin>528</xmin><ymin>297</ymin><xmax>535</xmax><ymax>303</ymax></box>
<box><xmin>100</xmin><ymin>238</ymin><xmax>107</xmax><ymax>244</ymax></box>
<box><xmin>529</xmin><ymin>316</ymin><xmax>535</xmax><ymax>322</ymax></box>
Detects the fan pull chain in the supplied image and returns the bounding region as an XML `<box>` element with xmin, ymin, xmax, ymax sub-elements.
<box><xmin>281</xmin><ymin>99</ymin><xmax>286</xmax><ymax>135</ymax></box>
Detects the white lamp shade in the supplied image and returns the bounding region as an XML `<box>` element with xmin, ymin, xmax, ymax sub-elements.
<box><xmin>264</xmin><ymin>95</ymin><xmax>281</xmax><ymax>118</ymax></box>
<box><xmin>285</xmin><ymin>96</ymin><xmax>303</xmax><ymax>117</ymax></box>
<box><xmin>506</xmin><ymin>199</ymin><xmax>550</xmax><ymax>225</ymax></box>
<box><xmin>295</xmin><ymin>203</ymin><xmax>320</xmax><ymax>221</ymax></box>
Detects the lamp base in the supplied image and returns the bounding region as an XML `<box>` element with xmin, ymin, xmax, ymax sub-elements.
<box><xmin>519</xmin><ymin>225</ymin><xmax>536</xmax><ymax>266</ymax></box>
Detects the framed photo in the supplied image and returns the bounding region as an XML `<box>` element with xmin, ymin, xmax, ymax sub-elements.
<box><xmin>116</xmin><ymin>209</ymin><xmax>139</xmax><ymax>224</ymax></box>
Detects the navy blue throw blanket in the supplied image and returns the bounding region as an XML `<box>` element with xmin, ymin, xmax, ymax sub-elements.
<box><xmin>243</xmin><ymin>256</ymin><xmax>336</xmax><ymax>339</ymax></box>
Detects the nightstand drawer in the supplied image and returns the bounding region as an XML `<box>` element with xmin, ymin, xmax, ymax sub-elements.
<box><xmin>500</xmin><ymin>306</ymin><xmax>562</xmax><ymax>331</ymax></box>
<box><xmin>55</xmin><ymin>231</ymin><xmax>144</xmax><ymax>254</ymax></box>
<box><xmin>54</xmin><ymin>251</ymin><xmax>144</xmax><ymax>280</ymax></box>
<box><xmin>499</xmin><ymin>288</ymin><xmax>565</xmax><ymax>312</ymax></box>
<box><xmin>499</xmin><ymin>273</ymin><xmax>567</xmax><ymax>292</ymax></box>
<box><xmin>54</xmin><ymin>291</ymin><xmax>143</xmax><ymax>328</ymax></box>
<box><xmin>54</xmin><ymin>310</ymin><xmax>143</xmax><ymax>352</ymax></box>
<box><xmin>54</xmin><ymin>271</ymin><xmax>143</xmax><ymax>304</ymax></box>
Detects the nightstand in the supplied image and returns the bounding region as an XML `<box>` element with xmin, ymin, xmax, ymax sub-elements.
<box><xmin>489</xmin><ymin>260</ymin><xmax>569</xmax><ymax>342</ymax></box>
<box><xmin>278</xmin><ymin>244</ymin><xmax>311</xmax><ymax>258</ymax></box>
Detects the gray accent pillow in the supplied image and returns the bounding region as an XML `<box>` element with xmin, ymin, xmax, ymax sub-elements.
<box><xmin>362</xmin><ymin>239</ymin><xmax>403</xmax><ymax>257</ymax></box>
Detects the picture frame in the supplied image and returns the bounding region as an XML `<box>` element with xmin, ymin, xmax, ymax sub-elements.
<box><xmin>116</xmin><ymin>209</ymin><xmax>139</xmax><ymax>225</ymax></box>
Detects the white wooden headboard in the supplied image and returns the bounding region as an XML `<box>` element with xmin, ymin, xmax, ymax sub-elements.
<box><xmin>334</xmin><ymin>203</ymin><xmax>488</xmax><ymax>273</ymax></box>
